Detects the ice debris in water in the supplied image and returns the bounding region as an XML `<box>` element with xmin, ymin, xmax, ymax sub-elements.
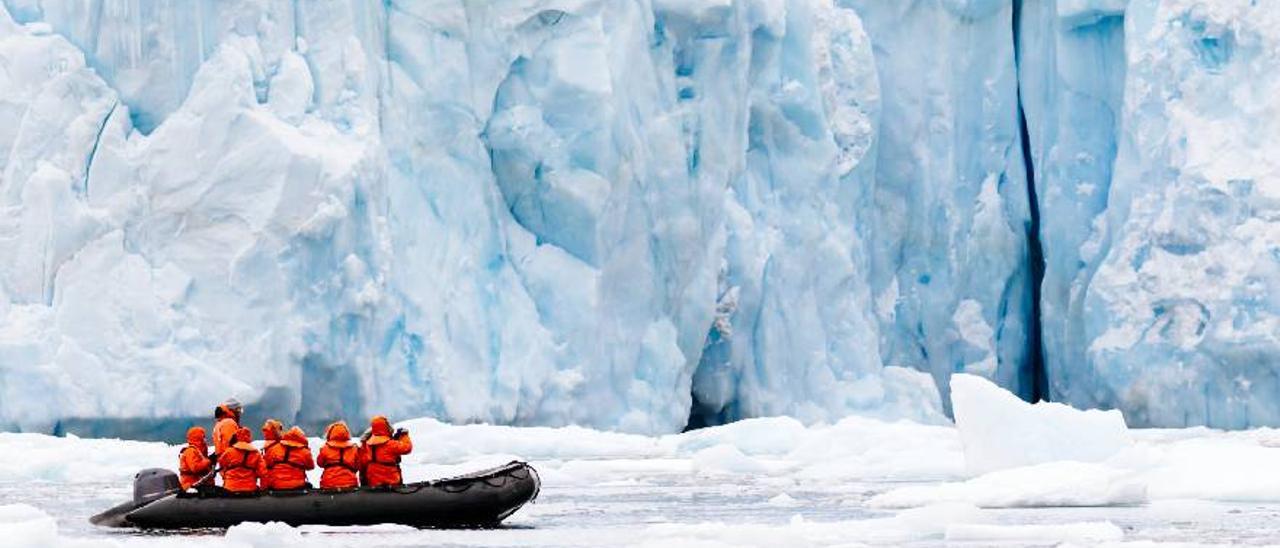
<box><xmin>225</xmin><ymin>521</ymin><xmax>307</xmax><ymax>547</ymax></box>
<box><xmin>950</xmin><ymin>374</ymin><xmax>1131</xmax><ymax>475</ymax></box>
<box><xmin>0</xmin><ymin>504</ymin><xmax>59</xmax><ymax>548</ymax></box>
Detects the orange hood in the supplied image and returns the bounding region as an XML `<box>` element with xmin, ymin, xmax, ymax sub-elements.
<box><xmin>367</xmin><ymin>415</ymin><xmax>393</xmax><ymax>445</ymax></box>
<box><xmin>325</xmin><ymin>421</ymin><xmax>354</xmax><ymax>448</ymax></box>
<box><xmin>185</xmin><ymin>426</ymin><xmax>208</xmax><ymax>452</ymax></box>
<box><xmin>232</xmin><ymin>426</ymin><xmax>255</xmax><ymax>450</ymax></box>
<box><xmin>262</xmin><ymin>419</ymin><xmax>283</xmax><ymax>441</ymax></box>
<box><xmin>282</xmin><ymin>426</ymin><xmax>308</xmax><ymax>448</ymax></box>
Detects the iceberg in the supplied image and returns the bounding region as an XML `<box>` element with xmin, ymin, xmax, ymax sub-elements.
<box><xmin>949</xmin><ymin>374</ymin><xmax>1131</xmax><ymax>475</ymax></box>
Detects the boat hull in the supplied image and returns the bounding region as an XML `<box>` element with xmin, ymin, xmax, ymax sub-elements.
<box><xmin>104</xmin><ymin>461</ymin><xmax>539</xmax><ymax>529</ymax></box>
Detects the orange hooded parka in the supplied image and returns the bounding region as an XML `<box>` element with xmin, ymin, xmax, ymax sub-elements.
<box><xmin>217</xmin><ymin>426</ymin><xmax>262</xmax><ymax>492</ymax></box>
<box><xmin>360</xmin><ymin>416</ymin><xmax>412</xmax><ymax>487</ymax></box>
<box><xmin>317</xmin><ymin>422</ymin><xmax>361</xmax><ymax>490</ymax></box>
<box><xmin>212</xmin><ymin>402</ymin><xmax>242</xmax><ymax>458</ymax></box>
<box><xmin>262</xmin><ymin>426</ymin><xmax>314</xmax><ymax>490</ymax></box>
<box><xmin>178</xmin><ymin>426</ymin><xmax>214</xmax><ymax>490</ymax></box>
<box><xmin>258</xmin><ymin>419</ymin><xmax>285</xmax><ymax>489</ymax></box>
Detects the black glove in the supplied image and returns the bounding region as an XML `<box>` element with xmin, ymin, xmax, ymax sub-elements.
<box><xmin>393</xmin><ymin>428</ymin><xmax>407</xmax><ymax>439</ymax></box>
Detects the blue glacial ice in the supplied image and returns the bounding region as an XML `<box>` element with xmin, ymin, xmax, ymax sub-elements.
<box><xmin>1015</xmin><ymin>0</ymin><xmax>1126</xmax><ymax>411</ymax></box>
<box><xmin>840</xmin><ymin>0</ymin><xmax>1036</xmax><ymax>409</ymax></box>
<box><xmin>1074</xmin><ymin>0</ymin><xmax>1280</xmax><ymax>428</ymax></box>
<box><xmin>1</xmin><ymin>0</ymin><xmax>1278</xmax><ymax>436</ymax></box>
<box><xmin>0</xmin><ymin>0</ymin><xmax>952</xmax><ymax>435</ymax></box>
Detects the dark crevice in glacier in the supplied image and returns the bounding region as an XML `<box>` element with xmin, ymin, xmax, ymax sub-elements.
<box><xmin>1013</xmin><ymin>0</ymin><xmax>1049</xmax><ymax>402</ymax></box>
<box><xmin>80</xmin><ymin>100</ymin><xmax>117</xmax><ymax>197</ymax></box>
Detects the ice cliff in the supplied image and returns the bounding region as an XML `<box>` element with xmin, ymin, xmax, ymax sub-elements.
<box><xmin>1020</xmin><ymin>0</ymin><xmax>1280</xmax><ymax>428</ymax></box>
<box><xmin>0</xmin><ymin>0</ymin><xmax>1276</xmax><ymax>437</ymax></box>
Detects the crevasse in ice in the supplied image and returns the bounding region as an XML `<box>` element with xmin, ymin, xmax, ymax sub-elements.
<box><xmin>1016</xmin><ymin>0</ymin><xmax>1126</xmax><ymax>410</ymax></box>
<box><xmin>839</xmin><ymin>0</ymin><xmax>1035</xmax><ymax>410</ymax></box>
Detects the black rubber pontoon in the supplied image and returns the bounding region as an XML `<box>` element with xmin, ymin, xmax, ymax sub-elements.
<box><xmin>91</xmin><ymin>461</ymin><xmax>540</xmax><ymax>529</ymax></box>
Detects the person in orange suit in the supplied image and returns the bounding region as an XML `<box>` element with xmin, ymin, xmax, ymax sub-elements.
<box><xmin>217</xmin><ymin>426</ymin><xmax>262</xmax><ymax>493</ymax></box>
<box><xmin>317</xmin><ymin>421</ymin><xmax>361</xmax><ymax>490</ymax></box>
<box><xmin>262</xmin><ymin>426</ymin><xmax>314</xmax><ymax>491</ymax></box>
<box><xmin>177</xmin><ymin>426</ymin><xmax>214</xmax><ymax>490</ymax></box>
<box><xmin>258</xmin><ymin>419</ymin><xmax>284</xmax><ymax>489</ymax></box>
<box><xmin>262</xmin><ymin>419</ymin><xmax>284</xmax><ymax>448</ymax></box>
<box><xmin>360</xmin><ymin>416</ymin><xmax>412</xmax><ymax>487</ymax></box>
<box><xmin>212</xmin><ymin>398</ymin><xmax>243</xmax><ymax>459</ymax></box>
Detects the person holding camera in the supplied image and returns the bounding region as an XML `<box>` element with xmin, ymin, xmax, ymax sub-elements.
<box><xmin>359</xmin><ymin>415</ymin><xmax>412</xmax><ymax>487</ymax></box>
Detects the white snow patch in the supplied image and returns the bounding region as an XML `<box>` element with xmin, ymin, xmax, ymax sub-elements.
<box><xmin>225</xmin><ymin>521</ymin><xmax>306</xmax><ymax>546</ymax></box>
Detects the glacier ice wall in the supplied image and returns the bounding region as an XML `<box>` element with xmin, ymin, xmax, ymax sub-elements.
<box><xmin>1017</xmin><ymin>0</ymin><xmax>1280</xmax><ymax>429</ymax></box>
<box><xmin>0</xmin><ymin>0</ymin><xmax>956</xmax><ymax>436</ymax></box>
<box><xmin>840</xmin><ymin>0</ymin><xmax>1036</xmax><ymax>408</ymax></box>
<box><xmin>681</xmin><ymin>0</ymin><xmax>953</xmax><ymax>426</ymax></box>
<box><xmin>1016</xmin><ymin>0</ymin><xmax>1125</xmax><ymax>406</ymax></box>
<box><xmin>5</xmin><ymin>0</ymin><xmax>1279</xmax><ymax>436</ymax></box>
<box><xmin>1075</xmin><ymin>0</ymin><xmax>1280</xmax><ymax>428</ymax></box>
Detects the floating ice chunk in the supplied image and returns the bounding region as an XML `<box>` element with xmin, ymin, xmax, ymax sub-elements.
<box><xmin>676</xmin><ymin>416</ymin><xmax>809</xmax><ymax>457</ymax></box>
<box><xmin>1136</xmin><ymin>433</ymin><xmax>1280</xmax><ymax>502</ymax></box>
<box><xmin>641</xmin><ymin>503</ymin><xmax>988</xmax><ymax>547</ymax></box>
<box><xmin>691</xmin><ymin>444</ymin><xmax>768</xmax><ymax>475</ymax></box>
<box><xmin>394</xmin><ymin>418</ymin><xmax>669</xmax><ymax>463</ymax></box>
<box><xmin>868</xmin><ymin>460</ymin><xmax>1146</xmax><ymax>509</ymax></box>
<box><xmin>945</xmin><ymin>521</ymin><xmax>1124</xmax><ymax>544</ymax></box>
<box><xmin>0</xmin><ymin>504</ymin><xmax>57</xmax><ymax>548</ymax></box>
<box><xmin>950</xmin><ymin>374</ymin><xmax>1131</xmax><ymax>474</ymax></box>
<box><xmin>767</xmin><ymin>493</ymin><xmax>798</xmax><ymax>507</ymax></box>
<box><xmin>225</xmin><ymin>521</ymin><xmax>306</xmax><ymax>547</ymax></box>
<box><xmin>0</xmin><ymin>432</ymin><xmax>172</xmax><ymax>483</ymax></box>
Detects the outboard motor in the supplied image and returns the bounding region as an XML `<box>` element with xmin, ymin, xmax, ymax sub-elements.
<box><xmin>133</xmin><ymin>468</ymin><xmax>180</xmax><ymax>505</ymax></box>
<box><xmin>90</xmin><ymin>469</ymin><xmax>181</xmax><ymax>527</ymax></box>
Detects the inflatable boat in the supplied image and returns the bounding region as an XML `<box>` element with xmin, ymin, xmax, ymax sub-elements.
<box><xmin>91</xmin><ymin>461</ymin><xmax>540</xmax><ymax>529</ymax></box>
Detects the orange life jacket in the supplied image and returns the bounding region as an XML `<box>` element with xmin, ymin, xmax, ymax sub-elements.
<box><xmin>178</xmin><ymin>426</ymin><xmax>213</xmax><ymax>490</ymax></box>
<box><xmin>317</xmin><ymin>422</ymin><xmax>361</xmax><ymax>490</ymax></box>
<box><xmin>360</xmin><ymin>416</ymin><xmax>412</xmax><ymax>487</ymax></box>
<box><xmin>217</xmin><ymin>427</ymin><xmax>261</xmax><ymax>493</ymax></box>
<box><xmin>262</xmin><ymin>427</ymin><xmax>313</xmax><ymax>490</ymax></box>
<box><xmin>258</xmin><ymin>419</ymin><xmax>284</xmax><ymax>489</ymax></box>
<box><xmin>212</xmin><ymin>417</ymin><xmax>239</xmax><ymax>458</ymax></box>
